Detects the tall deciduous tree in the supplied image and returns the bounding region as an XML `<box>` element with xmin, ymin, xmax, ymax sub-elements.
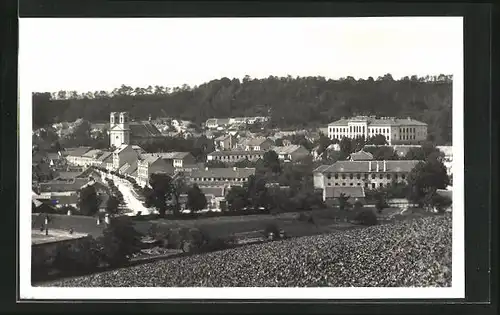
<box><xmin>406</xmin><ymin>159</ymin><xmax>450</xmax><ymax>207</ymax></box>
<box><xmin>146</xmin><ymin>173</ymin><xmax>173</xmax><ymax>217</ymax></box>
<box><xmin>78</xmin><ymin>185</ymin><xmax>100</xmax><ymax>216</ymax></box>
<box><xmin>186</xmin><ymin>184</ymin><xmax>207</xmax><ymax>212</ymax></box>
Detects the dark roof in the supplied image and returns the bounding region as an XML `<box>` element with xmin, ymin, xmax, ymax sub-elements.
<box><xmin>208</xmin><ymin>150</ymin><xmax>265</xmax><ymax>157</ymax></box>
<box><xmin>191</xmin><ymin>167</ymin><xmax>256</xmax><ymax>179</ymax></box>
<box><xmin>349</xmin><ymin>150</ymin><xmax>374</xmax><ymax>161</ymax></box>
<box><xmin>324</xmin><ymin>186</ymin><xmax>366</xmax><ymax>198</ymax></box>
<box><xmin>315</xmin><ymin>160</ymin><xmax>422</xmax><ymax>173</ymax></box>
<box><xmin>199</xmin><ymin>186</ymin><xmax>226</xmax><ymax>198</ymax></box>
<box><xmin>67</xmin><ymin>147</ymin><xmax>92</xmax><ymax>157</ymax></box>
<box><xmin>328</xmin><ymin>116</ymin><xmax>427</xmax><ymax>127</ymax></box>
<box><xmin>130</xmin><ymin>123</ymin><xmax>162</xmax><ymax>137</ymax></box>
<box><xmin>38</xmin><ymin>178</ymin><xmax>90</xmax><ymax>193</ymax></box>
<box><xmin>54</xmin><ymin>171</ymin><xmax>84</xmax><ymax>180</ymax></box>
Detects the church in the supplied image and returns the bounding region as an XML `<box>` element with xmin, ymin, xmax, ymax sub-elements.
<box><xmin>109</xmin><ymin>112</ymin><xmax>163</xmax><ymax>148</ymax></box>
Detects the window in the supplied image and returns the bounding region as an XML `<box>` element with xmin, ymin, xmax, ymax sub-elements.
<box><xmin>327</xmin><ymin>183</ymin><xmax>331</xmax><ymax>186</ymax></box>
<box><xmin>402</xmin><ymin>174</ymin><xmax>406</xmax><ymax>180</ymax></box>
<box><xmin>395</xmin><ymin>174</ymin><xmax>399</xmax><ymax>180</ymax></box>
<box><xmin>379</xmin><ymin>174</ymin><xmax>383</xmax><ymax>179</ymax></box>
<box><xmin>356</xmin><ymin>174</ymin><xmax>361</xmax><ymax>179</ymax></box>
<box><xmin>327</xmin><ymin>174</ymin><xmax>331</xmax><ymax>180</ymax></box>
<box><xmin>335</xmin><ymin>183</ymin><xmax>339</xmax><ymax>186</ymax></box>
<box><xmin>380</xmin><ymin>183</ymin><xmax>384</xmax><ymax>187</ymax></box>
<box><xmin>364</xmin><ymin>174</ymin><xmax>369</xmax><ymax>179</ymax></box>
<box><xmin>357</xmin><ymin>183</ymin><xmax>361</xmax><ymax>186</ymax></box>
<box><xmin>372</xmin><ymin>174</ymin><xmax>376</xmax><ymax>179</ymax></box>
<box><xmin>342</xmin><ymin>183</ymin><xmax>346</xmax><ymax>186</ymax></box>
<box><xmin>372</xmin><ymin>183</ymin><xmax>376</xmax><ymax>189</ymax></box>
<box><xmin>350</xmin><ymin>183</ymin><xmax>354</xmax><ymax>186</ymax></box>
<box><xmin>365</xmin><ymin>183</ymin><xmax>368</xmax><ymax>188</ymax></box>
<box><xmin>334</xmin><ymin>174</ymin><xmax>338</xmax><ymax>179</ymax></box>
<box><xmin>387</xmin><ymin>174</ymin><xmax>391</xmax><ymax>180</ymax></box>
<box><xmin>342</xmin><ymin>174</ymin><xmax>346</xmax><ymax>179</ymax></box>
<box><xmin>349</xmin><ymin>174</ymin><xmax>353</xmax><ymax>179</ymax></box>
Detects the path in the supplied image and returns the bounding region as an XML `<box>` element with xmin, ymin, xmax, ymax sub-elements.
<box><xmin>109</xmin><ymin>175</ymin><xmax>156</xmax><ymax>216</ymax></box>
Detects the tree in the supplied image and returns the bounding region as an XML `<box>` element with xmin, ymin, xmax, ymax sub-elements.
<box><xmin>338</xmin><ymin>193</ymin><xmax>350</xmax><ymax>211</ymax></box>
<box><xmin>78</xmin><ymin>185</ymin><xmax>100</xmax><ymax>216</ymax></box>
<box><xmin>406</xmin><ymin>159</ymin><xmax>450</xmax><ymax>207</ymax></box>
<box><xmin>339</xmin><ymin>137</ymin><xmax>354</xmax><ymax>159</ymax></box>
<box><xmin>97</xmin><ymin>218</ymin><xmax>143</xmax><ymax>267</ymax></box>
<box><xmin>106</xmin><ymin>195</ymin><xmax>121</xmax><ymax>216</ymax></box>
<box><xmin>246</xmin><ymin>175</ymin><xmax>271</xmax><ymax>210</ymax></box>
<box><xmin>170</xmin><ymin>174</ymin><xmax>188</xmax><ymax>215</ymax></box>
<box><xmin>374</xmin><ymin>191</ymin><xmax>388</xmax><ymax>213</ymax></box>
<box><xmin>263</xmin><ymin>150</ymin><xmax>281</xmax><ymax>174</ymax></box>
<box><xmin>205</xmin><ymin>160</ymin><xmax>227</xmax><ymax>168</ymax></box>
<box><xmin>366</xmin><ymin>134</ymin><xmax>388</xmax><ymax>146</ymax></box>
<box><xmin>404</xmin><ymin>141</ymin><xmax>444</xmax><ymax>161</ymax></box>
<box><xmin>364</xmin><ymin>146</ymin><xmax>399</xmax><ymax>160</ymax></box>
<box><xmin>226</xmin><ymin>186</ymin><xmax>248</xmax><ymax>211</ymax></box>
<box><xmin>146</xmin><ymin>173</ymin><xmax>173</xmax><ymax>217</ymax></box>
<box><xmin>186</xmin><ymin>184</ymin><xmax>207</xmax><ymax>212</ymax></box>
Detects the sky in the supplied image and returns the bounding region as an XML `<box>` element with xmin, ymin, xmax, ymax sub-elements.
<box><xmin>19</xmin><ymin>17</ymin><xmax>463</xmax><ymax>93</ymax></box>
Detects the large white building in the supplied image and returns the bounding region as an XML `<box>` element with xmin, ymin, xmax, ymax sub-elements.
<box><xmin>327</xmin><ymin>116</ymin><xmax>428</xmax><ymax>145</ymax></box>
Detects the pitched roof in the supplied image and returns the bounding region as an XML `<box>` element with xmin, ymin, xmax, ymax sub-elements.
<box><xmin>349</xmin><ymin>150</ymin><xmax>374</xmax><ymax>161</ymax></box>
<box><xmin>67</xmin><ymin>147</ymin><xmax>92</xmax><ymax>157</ymax></box>
<box><xmin>317</xmin><ymin>160</ymin><xmax>422</xmax><ymax>173</ymax></box>
<box><xmin>123</xmin><ymin>161</ymin><xmax>138</xmax><ymax>175</ymax></box>
<box><xmin>38</xmin><ymin>178</ymin><xmax>90</xmax><ymax>193</ymax></box>
<box><xmin>81</xmin><ymin>149</ymin><xmax>104</xmax><ymax>159</ymax></box>
<box><xmin>208</xmin><ymin>150</ymin><xmax>265</xmax><ymax>157</ymax></box>
<box><xmin>245</xmin><ymin>137</ymin><xmax>271</xmax><ymax>146</ymax></box>
<box><xmin>97</xmin><ymin>151</ymin><xmax>113</xmax><ymax>162</ymax></box>
<box><xmin>215</xmin><ymin>134</ymin><xmax>231</xmax><ymax>141</ymax></box>
<box><xmin>113</xmin><ymin>144</ymin><xmax>132</xmax><ymax>154</ymax></box>
<box><xmin>155</xmin><ymin>152</ymin><xmax>192</xmax><ymax>160</ymax></box>
<box><xmin>271</xmin><ymin>145</ymin><xmax>307</xmax><ymax>155</ymax></box>
<box><xmin>313</xmin><ymin>165</ymin><xmax>331</xmax><ymax>173</ymax></box>
<box><xmin>324</xmin><ymin>186</ymin><xmax>366</xmax><ymax>199</ymax></box>
<box><xmin>128</xmin><ymin>123</ymin><xmax>162</xmax><ymax>137</ymax></box>
<box><xmin>139</xmin><ymin>153</ymin><xmax>161</xmax><ymax>164</ymax></box>
<box><xmin>191</xmin><ymin>168</ymin><xmax>256</xmax><ymax>179</ymax></box>
<box><xmin>328</xmin><ymin>116</ymin><xmax>427</xmax><ymax>127</ymax></box>
<box><xmin>54</xmin><ymin>171</ymin><xmax>84</xmax><ymax>180</ymax></box>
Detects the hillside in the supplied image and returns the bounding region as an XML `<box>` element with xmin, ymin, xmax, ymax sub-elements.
<box><xmin>41</xmin><ymin>215</ymin><xmax>452</xmax><ymax>287</ymax></box>
<box><xmin>32</xmin><ymin>75</ymin><xmax>453</xmax><ymax>145</ymax></box>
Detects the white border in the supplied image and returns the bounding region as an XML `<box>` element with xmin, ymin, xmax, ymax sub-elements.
<box><xmin>19</xmin><ymin>17</ymin><xmax>464</xmax><ymax>300</ymax></box>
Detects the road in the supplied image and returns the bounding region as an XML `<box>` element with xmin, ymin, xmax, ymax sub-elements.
<box><xmin>105</xmin><ymin>173</ymin><xmax>156</xmax><ymax>216</ymax></box>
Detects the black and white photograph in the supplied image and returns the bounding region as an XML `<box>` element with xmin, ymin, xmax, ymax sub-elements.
<box><xmin>20</xmin><ymin>17</ymin><xmax>464</xmax><ymax>299</ymax></box>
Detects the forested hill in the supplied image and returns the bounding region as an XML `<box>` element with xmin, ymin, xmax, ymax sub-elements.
<box><xmin>32</xmin><ymin>74</ymin><xmax>453</xmax><ymax>144</ymax></box>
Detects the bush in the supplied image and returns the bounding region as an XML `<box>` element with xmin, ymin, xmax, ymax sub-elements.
<box><xmin>354</xmin><ymin>200</ymin><xmax>364</xmax><ymax>210</ymax></box>
<box><xmin>354</xmin><ymin>209</ymin><xmax>378</xmax><ymax>226</ymax></box>
<box><xmin>97</xmin><ymin>219</ymin><xmax>143</xmax><ymax>267</ymax></box>
<box><xmin>51</xmin><ymin>237</ymin><xmax>101</xmax><ymax>274</ymax></box>
<box><xmin>263</xmin><ymin>222</ymin><xmax>281</xmax><ymax>241</ymax></box>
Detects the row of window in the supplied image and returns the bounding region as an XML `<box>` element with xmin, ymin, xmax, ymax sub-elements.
<box><xmin>327</xmin><ymin>182</ymin><xmax>388</xmax><ymax>188</ymax></box>
<box><xmin>210</xmin><ymin>155</ymin><xmax>262</xmax><ymax>161</ymax></box>
<box><xmin>326</xmin><ymin>173</ymin><xmax>406</xmax><ymax>180</ymax></box>
<box><xmin>329</xmin><ymin>126</ymin><xmax>391</xmax><ymax>134</ymax></box>
<box><xmin>193</xmin><ymin>177</ymin><xmax>249</xmax><ymax>182</ymax></box>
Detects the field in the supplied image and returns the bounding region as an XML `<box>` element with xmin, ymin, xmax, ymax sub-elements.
<box><xmin>40</xmin><ymin>215</ymin><xmax>452</xmax><ymax>287</ymax></box>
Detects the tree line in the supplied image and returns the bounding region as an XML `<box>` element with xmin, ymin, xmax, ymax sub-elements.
<box><xmin>33</xmin><ymin>74</ymin><xmax>453</xmax><ymax>145</ymax></box>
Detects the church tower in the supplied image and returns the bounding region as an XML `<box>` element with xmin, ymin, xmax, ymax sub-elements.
<box><xmin>109</xmin><ymin>112</ymin><xmax>131</xmax><ymax>148</ymax></box>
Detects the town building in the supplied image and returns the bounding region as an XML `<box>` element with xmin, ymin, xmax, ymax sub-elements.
<box><xmin>214</xmin><ymin>134</ymin><xmax>235</xmax><ymax>151</ymax></box>
<box><xmin>271</xmin><ymin>145</ymin><xmax>310</xmax><ymax>162</ymax></box>
<box><xmin>155</xmin><ymin>152</ymin><xmax>196</xmax><ymax>168</ymax></box>
<box><xmin>207</xmin><ymin>150</ymin><xmax>264</xmax><ymax>164</ymax></box>
<box><xmin>242</xmin><ymin>137</ymin><xmax>274</xmax><ymax>151</ymax></box>
<box><xmin>109</xmin><ymin>112</ymin><xmax>163</xmax><ymax>148</ymax></box>
<box><xmin>136</xmin><ymin>154</ymin><xmax>175</xmax><ymax>187</ymax></box>
<box><xmin>110</xmin><ymin>144</ymin><xmax>140</xmax><ymax>173</ymax></box>
<box><xmin>189</xmin><ymin>167</ymin><xmax>256</xmax><ymax>187</ymax></box>
<box><xmin>65</xmin><ymin>147</ymin><xmax>92</xmax><ymax>165</ymax></box>
<box><xmin>313</xmin><ymin>160</ymin><xmax>422</xmax><ymax>191</ymax></box>
<box><xmin>364</xmin><ymin>144</ymin><xmax>422</xmax><ymax>158</ymax></box>
<box><xmin>327</xmin><ymin>116</ymin><xmax>428</xmax><ymax>145</ymax></box>
<box><xmin>179</xmin><ymin>186</ymin><xmax>228</xmax><ymax>212</ymax></box>
<box><xmin>323</xmin><ymin>186</ymin><xmax>366</xmax><ymax>205</ymax></box>
<box><xmin>348</xmin><ymin>149</ymin><xmax>374</xmax><ymax>161</ymax></box>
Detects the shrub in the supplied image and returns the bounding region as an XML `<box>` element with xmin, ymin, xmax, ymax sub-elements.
<box><xmin>354</xmin><ymin>209</ymin><xmax>378</xmax><ymax>226</ymax></box>
<box><xmin>97</xmin><ymin>218</ymin><xmax>143</xmax><ymax>267</ymax></box>
<box><xmin>52</xmin><ymin>237</ymin><xmax>101</xmax><ymax>274</ymax></box>
<box><xmin>263</xmin><ymin>222</ymin><xmax>281</xmax><ymax>240</ymax></box>
<box><xmin>354</xmin><ymin>200</ymin><xmax>364</xmax><ymax>210</ymax></box>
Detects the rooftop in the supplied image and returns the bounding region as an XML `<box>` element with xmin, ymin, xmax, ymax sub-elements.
<box><xmin>67</xmin><ymin>147</ymin><xmax>92</xmax><ymax>157</ymax></box>
<box><xmin>32</xmin><ymin>229</ymin><xmax>88</xmax><ymax>245</ymax></box>
<box><xmin>208</xmin><ymin>150</ymin><xmax>265</xmax><ymax>157</ymax></box>
<box><xmin>328</xmin><ymin>116</ymin><xmax>427</xmax><ymax>127</ymax></box>
<box><xmin>349</xmin><ymin>150</ymin><xmax>374</xmax><ymax>161</ymax></box>
<box><xmin>271</xmin><ymin>145</ymin><xmax>307</xmax><ymax>155</ymax></box>
<box><xmin>191</xmin><ymin>167</ymin><xmax>256</xmax><ymax>179</ymax></box>
<box><xmin>313</xmin><ymin>160</ymin><xmax>422</xmax><ymax>173</ymax></box>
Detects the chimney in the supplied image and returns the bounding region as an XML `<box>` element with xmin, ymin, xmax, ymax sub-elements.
<box><xmin>368</xmin><ymin>161</ymin><xmax>372</xmax><ymax>172</ymax></box>
<box><xmin>383</xmin><ymin>161</ymin><xmax>387</xmax><ymax>172</ymax></box>
<box><xmin>376</xmin><ymin>162</ymin><xmax>379</xmax><ymax>172</ymax></box>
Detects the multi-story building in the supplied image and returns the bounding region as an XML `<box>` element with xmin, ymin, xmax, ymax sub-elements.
<box><xmin>271</xmin><ymin>145</ymin><xmax>310</xmax><ymax>162</ymax></box>
<box><xmin>327</xmin><ymin>116</ymin><xmax>427</xmax><ymax>145</ymax></box>
<box><xmin>136</xmin><ymin>154</ymin><xmax>175</xmax><ymax>187</ymax></box>
<box><xmin>313</xmin><ymin>160</ymin><xmax>422</xmax><ymax>191</ymax></box>
<box><xmin>155</xmin><ymin>152</ymin><xmax>196</xmax><ymax>169</ymax></box>
<box><xmin>189</xmin><ymin>167</ymin><xmax>256</xmax><ymax>187</ymax></box>
<box><xmin>214</xmin><ymin>134</ymin><xmax>235</xmax><ymax>151</ymax></box>
<box><xmin>111</xmin><ymin>144</ymin><xmax>140</xmax><ymax>172</ymax></box>
<box><xmin>207</xmin><ymin>150</ymin><xmax>265</xmax><ymax>164</ymax></box>
<box><xmin>242</xmin><ymin>137</ymin><xmax>274</xmax><ymax>151</ymax></box>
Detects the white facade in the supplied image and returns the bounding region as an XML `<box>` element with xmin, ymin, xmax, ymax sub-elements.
<box><xmin>109</xmin><ymin>112</ymin><xmax>131</xmax><ymax>148</ymax></box>
<box><xmin>327</xmin><ymin>116</ymin><xmax>427</xmax><ymax>145</ymax></box>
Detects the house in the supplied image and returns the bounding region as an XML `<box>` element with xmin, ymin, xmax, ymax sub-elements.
<box><xmin>65</xmin><ymin>147</ymin><xmax>92</xmax><ymax>165</ymax></box>
<box><xmin>38</xmin><ymin>178</ymin><xmax>91</xmax><ymax>194</ymax></box>
<box><xmin>271</xmin><ymin>145</ymin><xmax>310</xmax><ymax>162</ymax></box>
<box><xmin>179</xmin><ymin>186</ymin><xmax>228</xmax><ymax>212</ymax></box>
<box><xmin>111</xmin><ymin>144</ymin><xmax>140</xmax><ymax>171</ymax></box>
<box><xmin>207</xmin><ymin>150</ymin><xmax>265</xmax><ymax>164</ymax></box>
<box><xmin>323</xmin><ymin>186</ymin><xmax>366</xmax><ymax>205</ymax></box>
<box><xmin>189</xmin><ymin>167</ymin><xmax>256</xmax><ymax>187</ymax></box>
<box><xmin>153</xmin><ymin>152</ymin><xmax>196</xmax><ymax>168</ymax></box>
<box><xmin>205</xmin><ymin>118</ymin><xmax>230</xmax><ymax>130</ymax></box>
<box><xmin>313</xmin><ymin>160</ymin><xmax>422</xmax><ymax>191</ymax></box>
<box><xmin>348</xmin><ymin>150</ymin><xmax>374</xmax><ymax>161</ymax></box>
<box><xmin>214</xmin><ymin>134</ymin><xmax>234</xmax><ymax>151</ymax></box>
<box><xmin>243</xmin><ymin>137</ymin><xmax>274</xmax><ymax>151</ymax></box>
<box><xmin>136</xmin><ymin>154</ymin><xmax>175</xmax><ymax>187</ymax></box>
<box><xmin>327</xmin><ymin>116</ymin><xmax>428</xmax><ymax>145</ymax></box>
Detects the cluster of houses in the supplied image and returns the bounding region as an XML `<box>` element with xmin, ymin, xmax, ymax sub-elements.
<box><xmin>204</xmin><ymin>116</ymin><xmax>270</xmax><ymax>131</ymax></box>
<box><xmin>32</xmin><ymin>112</ymin><xmax>452</xmax><ymax>214</ymax></box>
